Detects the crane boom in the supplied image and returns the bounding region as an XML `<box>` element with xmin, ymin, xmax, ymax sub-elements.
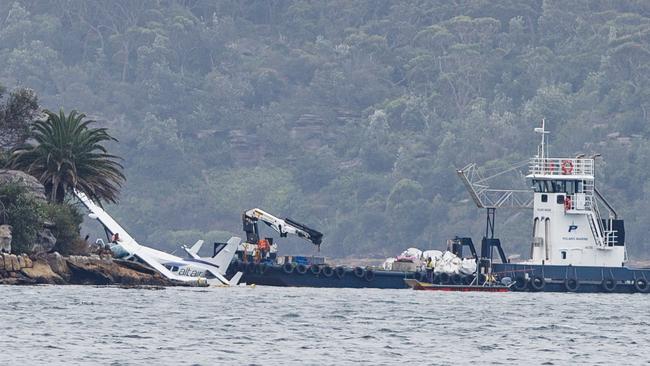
<box><xmin>243</xmin><ymin>208</ymin><xmax>323</xmax><ymax>247</ymax></box>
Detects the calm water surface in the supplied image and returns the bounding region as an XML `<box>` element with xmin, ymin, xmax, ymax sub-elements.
<box><xmin>0</xmin><ymin>285</ymin><xmax>648</xmax><ymax>365</ymax></box>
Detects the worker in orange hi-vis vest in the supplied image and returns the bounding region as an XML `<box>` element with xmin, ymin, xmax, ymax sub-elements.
<box><xmin>258</xmin><ymin>238</ymin><xmax>270</xmax><ymax>259</ymax></box>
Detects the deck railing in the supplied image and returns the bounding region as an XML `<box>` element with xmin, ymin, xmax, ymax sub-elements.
<box><xmin>529</xmin><ymin>158</ymin><xmax>594</xmax><ymax>177</ymax></box>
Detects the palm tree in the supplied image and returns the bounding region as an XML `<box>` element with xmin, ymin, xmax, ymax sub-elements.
<box><xmin>7</xmin><ymin>109</ymin><xmax>125</xmax><ymax>204</ymax></box>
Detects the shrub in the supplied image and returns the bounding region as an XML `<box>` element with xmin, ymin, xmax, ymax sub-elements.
<box><xmin>43</xmin><ymin>203</ymin><xmax>84</xmax><ymax>255</ymax></box>
<box><xmin>0</xmin><ymin>182</ymin><xmax>44</xmax><ymax>253</ymax></box>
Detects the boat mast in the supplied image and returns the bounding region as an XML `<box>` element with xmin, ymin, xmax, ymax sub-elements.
<box><xmin>534</xmin><ymin>118</ymin><xmax>549</xmax><ymax>160</ymax></box>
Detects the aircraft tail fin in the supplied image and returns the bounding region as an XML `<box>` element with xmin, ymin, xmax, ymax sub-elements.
<box><xmin>200</xmin><ymin>236</ymin><xmax>240</xmax><ymax>273</ymax></box>
<box><xmin>183</xmin><ymin>240</ymin><xmax>204</xmax><ymax>259</ymax></box>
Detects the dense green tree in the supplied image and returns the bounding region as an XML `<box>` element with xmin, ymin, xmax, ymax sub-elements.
<box><xmin>0</xmin><ymin>85</ymin><xmax>39</xmax><ymax>149</ymax></box>
<box><xmin>7</xmin><ymin>109</ymin><xmax>125</xmax><ymax>204</ymax></box>
<box><xmin>1</xmin><ymin>0</ymin><xmax>650</xmax><ymax>259</ymax></box>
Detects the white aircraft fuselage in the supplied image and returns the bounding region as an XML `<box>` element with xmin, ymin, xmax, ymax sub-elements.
<box><xmin>75</xmin><ymin>189</ymin><xmax>241</xmax><ymax>286</ymax></box>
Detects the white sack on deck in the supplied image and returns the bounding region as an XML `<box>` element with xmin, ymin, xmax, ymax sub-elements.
<box><xmin>400</xmin><ymin>247</ymin><xmax>422</xmax><ymax>259</ymax></box>
<box><xmin>382</xmin><ymin>257</ymin><xmax>395</xmax><ymax>270</ymax></box>
<box><xmin>422</xmin><ymin>250</ymin><xmax>442</xmax><ymax>261</ymax></box>
<box><xmin>460</xmin><ymin>258</ymin><xmax>477</xmax><ymax>275</ymax></box>
<box><xmin>433</xmin><ymin>251</ymin><xmax>462</xmax><ymax>275</ymax></box>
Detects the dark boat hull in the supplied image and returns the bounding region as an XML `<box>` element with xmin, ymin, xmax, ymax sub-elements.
<box><xmin>227</xmin><ymin>260</ymin><xmax>650</xmax><ymax>293</ymax></box>
<box><xmin>493</xmin><ymin>263</ymin><xmax>650</xmax><ymax>293</ymax></box>
<box><xmin>227</xmin><ymin>261</ymin><xmax>421</xmax><ymax>289</ymax></box>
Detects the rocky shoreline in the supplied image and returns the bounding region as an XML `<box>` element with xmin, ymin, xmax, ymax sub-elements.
<box><xmin>0</xmin><ymin>252</ymin><xmax>193</xmax><ymax>287</ymax></box>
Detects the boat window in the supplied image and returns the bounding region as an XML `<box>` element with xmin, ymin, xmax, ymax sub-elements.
<box><xmin>557</xmin><ymin>195</ymin><xmax>565</xmax><ymax>204</ymax></box>
<box><xmin>565</xmin><ymin>181</ymin><xmax>575</xmax><ymax>195</ymax></box>
<box><xmin>561</xmin><ymin>251</ymin><xmax>567</xmax><ymax>259</ymax></box>
<box><xmin>543</xmin><ymin>180</ymin><xmax>552</xmax><ymax>193</ymax></box>
<box><xmin>541</xmin><ymin>194</ymin><xmax>548</xmax><ymax>202</ymax></box>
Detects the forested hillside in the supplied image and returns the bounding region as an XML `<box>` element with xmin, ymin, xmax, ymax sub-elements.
<box><xmin>1</xmin><ymin>1</ymin><xmax>649</xmax><ymax>259</ymax></box>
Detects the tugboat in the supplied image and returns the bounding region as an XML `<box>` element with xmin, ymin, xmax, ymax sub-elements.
<box><xmin>457</xmin><ymin>120</ymin><xmax>650</xmax><ymax>293</ymax></box>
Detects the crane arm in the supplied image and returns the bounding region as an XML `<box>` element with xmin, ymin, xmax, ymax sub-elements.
<box><xmin>243</xmin><ymin>208</ymin><xmax>323</xmax><ymax>246</ymax></box>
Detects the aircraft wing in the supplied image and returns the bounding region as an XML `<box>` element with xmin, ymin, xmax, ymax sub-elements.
<box><xmin>73</xmin><ymin>189</ymin><xmax>140</xmax><ymax>246</ymax></box>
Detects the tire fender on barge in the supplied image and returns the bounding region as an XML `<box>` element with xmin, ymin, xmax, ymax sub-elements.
<box><xmin>529</xmin><ymin>276</ymin><xmax>545</xmax><ymax>291</ymax></box>
<box><xmin>634</xmin><ymin>278</ymin><xmax>649</xmax><ymax>293</ymax></box>
<box><xmin>563</xmin><ymin>278</ymin><xmax>579</xmax><ymax>292</ymax></box>
<box><xmin>353</xmin><ymin>267</ymin><xmax>365</xmax><ymax>278</ymax></box>
<box><xmin>601</xmin><ymin>278</ymin><xmax>617</xmax><ymax>292</ymax></box>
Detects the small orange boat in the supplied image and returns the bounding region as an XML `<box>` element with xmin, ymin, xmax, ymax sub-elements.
<box><xmin>404</xmin><ymin>279</ymin><xmax>511</xmax><ymax>292</ymax></box>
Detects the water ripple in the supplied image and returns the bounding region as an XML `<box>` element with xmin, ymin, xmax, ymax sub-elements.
<box><xmin>0</xmin><ymin>285</ymin><xmax>648</xmax><ymax>365</ymax></box>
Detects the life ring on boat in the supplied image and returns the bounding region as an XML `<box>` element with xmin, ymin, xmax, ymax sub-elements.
<box><xmin>364</xmin><ymin>269</ymin><xmax>375</xmax><ymax>282</ymax></box>
<box><xmin>353</xmin><ymin>267</ymin><xmax>365</xmax><ymax>278</ymax></box>
<box><xmin>296</xmin><ymin>263</ymin><xmax>308</xmax><ymax>275</ymax></box>
<box><xmin>601</xmin><ymin>278</ymin><xmax>617</xmax><ymax>292</ymax></box>
<box><xmin>564</xmin><ymin>196</ymin><xmax>572</xmax><ymax>211</ymax></box>
<box><xmin>322</xmin><ymin>266</ymin><xmax>334</xmax><ymax>278</ymax></box>
<box><xmin>282</xmin><ymin>262</ymin><xmax>294</xmax><ymax>274</ymax></box>
<box><xmin>310</xmin><ymin>264</ymin><xmax>321</xmax><ymax>276</ymax></box>
<box><xmin>563</xmin><ymin>278</ymin><xmax>579</xmax><ymax>292</ymax></box>
<box><xmin>529</xmin><ymin>276</ymin><xmax>546</xmax><ymax>291</ymax></box>
<box><xmin>438</xmin><ymin>272</ymin><xmax>450</xmax><ymax>284</ymax></box>
<box><xmin>513</xmin><ymin>277</ymin><xmax>528</xmax><ymax>291</ymax></box>
<box><xmin>561</xmin><ymin>160</ymin><xmax>574</xmax><ymax>175</ymax></box>
<box><xmin>634</xmin><ymin>278</ymin><xmax>649</xmax><ymax>293</ymax></box>
<box><xmin>335</xmin><ymin>266</ymin><xmax>346</xmax><ymax>279</ymax></box>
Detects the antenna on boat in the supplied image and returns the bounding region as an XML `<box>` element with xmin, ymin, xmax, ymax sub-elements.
<box><xmin>534</xmin><ymin>118</ymin><xmax>549</xmax><ymax>160</ymax></box>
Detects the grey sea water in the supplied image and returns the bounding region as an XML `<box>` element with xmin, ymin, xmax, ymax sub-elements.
<box><xmin>0</xmin><ymin>285</ymin><xmax>647</xmax><ymax>365</ymax></box>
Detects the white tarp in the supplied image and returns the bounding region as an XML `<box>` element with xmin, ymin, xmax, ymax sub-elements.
<box><xmin>399</xmin><ymin>247</ymin><xmax>422</xmax><ymax>259</ymax></box>
<box><xmin>382</xmin><ymin>257</ymin><xmax>395</xmax><ymax>270</ymax></box>
<box><xmin>433</xmin><ymin>251</ymin><xmax>472</xmax><ymax>275</ymax></box>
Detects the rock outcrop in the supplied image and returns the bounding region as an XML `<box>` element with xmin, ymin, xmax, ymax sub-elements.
<box><xmin>0</xmin><ymin>169</ymin><xmax>46</xmax><ymax>200</ymax></box>
<box><xmin>0</xmin><ymin>224</ymin><xmax>11</xmax><ymax>253</ymax></box>
<box><xmin>0</xmin><ymin>252</ymin><xmax>190</xmax><ymax>286</ymax></box>
<box><xmin>21</xmin><ymin>260</ymin><xmax>65</xmax><ymax>285</ymax></box>
<box><xmin>31</xmin><ymin>228</ymin><xmax>57</xmax><ymax>253</ymax></box>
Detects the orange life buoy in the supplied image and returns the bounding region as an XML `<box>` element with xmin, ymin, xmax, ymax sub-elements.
<box><xmin>561</xmin><ymin>160</ymin><xmax>574</xmax><ymax>175</ymax></box>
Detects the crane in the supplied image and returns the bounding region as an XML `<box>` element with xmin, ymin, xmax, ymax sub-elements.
<box><xmin>242</xmin><ymin>208</ymin><xmax>323</xmax><ymax>250</ymax></box>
